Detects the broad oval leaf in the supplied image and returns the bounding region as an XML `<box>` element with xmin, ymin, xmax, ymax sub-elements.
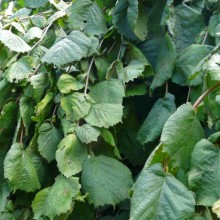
<box><xmin>75</xmin><ymin>124</ymin><xmax>100</xmax><ymax>144</ymax></box>
<box><xmin>161</xmin><ymin>103</ymin><xmax>205</xmax><ymax>171</ymax></box>
<box><xmin>85</xmin><ymin>103</ymin><xmax>123</xmax><ymax>128</ymax></box>
<box><xmin>81</xmin><ymin>155</ymin><xmax>133</xmax><ymax>206</ymax></box>
<box><xmin>61</xmin><ymin>93</ymin><xmax>93</xmax><ymax>121</ymax></box>
<box><xmin>89</xmin><ymin>79</ymin><xmax>125</xmax><ymax>104</ymax></box>
<box><xmin>57</xmin><ymin>74</ymin><xmax>84</xmax><ymax>94</ymax></box>
<box><xmin>5</xmin><ymin>56</ymin><xmax>34</xmax><ymax>83</ymax></box>
<box><xmin>0</xmin><ymin>30</ymin><xmax>31</xmax><ymax>53</ymax></box>
<box><xmin>130</xmin><ymin>163</ymin><xmax>195</xmax><ymax>220</ymax></box>
<box><xmin>56</xmin><ymin>134</ymin><xmax>87</xmax><ymax>177</ymax></box>
<box><xmin>4</xmin><ymin>143</ymin><xmax>40</xmax><ymax>192</ymax></box>
<box><xmin>32</xmin><ymin>175</ymin><xmax>80</xmax><ymax>219</ymax></box>
<box><xmin>37</xmin><ymin>123</ymin><xmax>62</xmax><ymax>162</ymax></box>
<box><xmin>42</xmin><ymin>31</ymin><xmax>97</xmax><ymax>67</ymax></box>
<box><xmin>189</xmin><ymin>139</ymin><xmax>220</xmax><ymax>206</ymax></box>
<box><xmin>67</xmin><ymin>0</ymin><xmax>107</xmax><ymax>36</ymax></box>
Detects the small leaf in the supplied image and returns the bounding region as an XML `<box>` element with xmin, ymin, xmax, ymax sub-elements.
<box><xmin>5</xmin><ymin>56</ymin><xmax>34</xmax><ymax>83</ymax></box>
<box><xmin>161</xmin><ymin>103</ymin><xmax>205</xmax><ymax>170</ymax></box>
<box><xmin>4</xmin><ymin>143</ymin><xmax>40</xmax><ymax>192</ymax></box>
<box><xmin>189</xmin><ymin>139</ymin><xmax>220</xmax><ymax>206</ymax></box>
<box><xmin>56</xmin><ymin>134</ymin><xmax>87</xmax><ymax>177</ymax></box>
<box><xmin>58</xmin><ymin>74</ymin><xmax>84</xmax><ymax>94</ymax></box>
<box><xmin>75</xmin><ymin>124</ymin><xmax>100</xmax><ymax>144</ymax></box>
<box><xmin>31</xmin><ymin>15</ymin><xmax>47</xmax><ymax>28</ymax></box>
<box><xmin>89</xmin><ymin>79</ymin><xmax>125</xmax><ymax>104</ymax></box>
<box><xmin>130</xmin><ymin>164</ymin><xmax>195</xmax><ymax>220</ymax></box>
<box><xmin>32</xmin><ymin>175</ymin><xmax>80</xmax><ymax>220</ymax></box>
<box><xmin>47</xmin><ymin>11</ymin><xmax>66</xmax><ymax>25</ymax></box>
<box><xmin>19</xmin><ymin>96</ymin><xmax>35</xmax><ymax>134</ymax></box>
<box><xmin>61</xmin><ymin>93</ymin><xmax>93</xmax><ymax>121</ymax></box>
<box><xmin>85</xmin><ymin>103</ymin><xmax>123</xmax><ymax>128</ymax></box>
<box><xmin>24</xmin><ymin>27</ymin><xmax>43</xmax><ymax>42</ymax></box>
<box><xmin>0</xmin><ymin>30</ymin><xmax>31</xmax><ymax>53</ymax></box>
<box><xmin>81</xmin><ymin>155</ymin><xmax>133</xmax><ymax>206</ymax></box>
<box><xmin>137</xmin><ymin>93</ymin><xmax>176</xmax><ymax>144</ymax></box>
<box><xmin>37</xmin><ymin>123</ymin><xmax>62</xmax><ymax>162</ymax></box>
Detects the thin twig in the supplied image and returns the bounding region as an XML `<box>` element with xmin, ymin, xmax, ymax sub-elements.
<box><xmin>84</xmin><ymin>57</ymin><xmax>94</xmax><ymax>95</ymax></box>
<box><xmin>202</xmin><ymin>31</ymin><xmax>208</xmax><ymax>45</ymax></box>
<box><xmin>165</xmin><ymin>82</ymin><xmax>168</xmax><ymax>96</ymax></box>
<box><xmin>187</xmin><ymin>86</ymin><xmax>191</xmax><ymax>102</ymax></box>
<box><xmin>117</xmin><ymin>43</ymin><xmax>123</xmax><ymax>60</ymax></box>
<box><xmin>28</xmin><ymin>23</ymin><xmax>52</xmax><ymax>55</ymax></box>
<box><xmin>19</xmin><ymin>123</ymin><xmax>24</xmax><ymax>144</ymax></box>
<box><xmin>33</xmin><ymin>63</ymin><xmax>42</xmax><ymax>75</ymax></box>
<box><xmin>193</xmin><ymin>82</ymin><xmax>220</xmax><ymax>109</ymax></box>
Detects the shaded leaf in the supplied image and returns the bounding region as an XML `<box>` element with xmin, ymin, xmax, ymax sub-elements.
<box><xmin>37</xmin><ymin>123</ymin><xmax>62</xmax><ymax>162</ymax></box>
<box><xmin>137</xmin><ymin>93</ymin><xmax>176</xmax><ymax>144</ymax></box>
<box><xmin>189</xmin><ymin>139</ymin><xmax>220</xmax><ymax>206</ymax></box>
<box><xmin>82</xmin><ymin>155</ymin><xmax>133</xmax><ymax>206</ymax></box>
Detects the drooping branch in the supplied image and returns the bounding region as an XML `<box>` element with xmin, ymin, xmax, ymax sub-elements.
<box><xmin>193</xmin><ymin>82</ymin><xmax>220</xmax><ymax>109</ymax></box>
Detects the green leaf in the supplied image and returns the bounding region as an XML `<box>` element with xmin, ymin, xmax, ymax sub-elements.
<box><xmin>172</xmin><ymin>44</ymin><xmax>211</xmax><ymax>86</ymax></box>
<box><xmin>0</xmin><ymin>79</ymin><xmax>12</xmax><ymax>108</ymax></box>
<box><xmin>113</xmin><ymin>0</ymin><xmax>141</xmax><ymax>41</ymax></box>
<box><xmin>75</xmin><ymin>124</ymin><xmax>100</xmax><ymax>144</ymax></box>
<box><xmin>47</xmin><ymin>11</ymin><xmax>66</xmax><ymax>25</ymax></box>
<box><xmin>161</xmin><ymin>103</ymin><xmax>205</xmax><ymax>170</ymax></box>
<box><xmin>19</xmin><ymin>96</ymin><xmax>35</xmax><ymax>134</ymax></box>
<box><xmin>0</xmin><ymin>182</ymin><xmax>10</xmax><ymax>213</ymax></box>
<box><xmin>24</xmin><ymin>27</ymin><xmax>43</xmax><ymax>42</ymax></box>
<box><xmin>208</xmin><ymin>13</ymin><xmax>220</xmax><ymax>37</ymax></box>
<box><xmin>117</xmin><ymin>60</ymin><xmax>147</xmax><ymax>83</ymax></box>
<box><xmin>130</xmin><ymin>164</ymin><xmax>195</xmax><ymax>220</ymax></box>
<box><xmin>57</xmin><ymin>74</ymin><xmax>84</xmax><ymax>94</ymax></box>
<box><xmin>171</xmin><ymin>4</ymin><xmax>205</xmax><ymax>52</ymax></box>
<box><xmin>85</xmin><ymin>103</ymin><xmax>123</xmax><ymax>128</ymax></box>
<box><xmin>37</xmin><ymin>123</ymin><xmax>62</xmax><ymax>162</ymax></box>
<box><xmin>137</xmin><ymin>93</ymin><xmax>176</xmax><ymax>144</ymax></box>
<box><xmin>42</xmin><ymin>30</ymin><xmax>98</xmax><ymax>67</ymax></box>
<box><xmin>56</xmin><ymin>134</ymin><xmax>87</xmax><ymax>177</ymax></box>
<box><xmin>24</xmin><ymin>0</ymin><xmax>48</xmax><ymax>8</ymax></box>
<box><xmin>61</xmin><ymin>93</ymin><xmax>93</xmax><ymax>121</ymax></box>
<box><xmin>4</xmin><ymin>143</ymin><xmax>40</xmax><ymax>192</ymax></box>
<box><xmin>31</xmin><ymin>15</ymin><xmax>47</xmax><ymax>28</ymax></box>
<box><xmin>0</xmin><ymin>30</ymin><xmax>31</xmax><ymax>53</ymax></box>
<box><xmin>189</xmin><ymin>139</ymin><xmax>220</xmax><ymax>206</ymax></box>
<box><xmin>5</xmin><ymin>56</ymin><xmax>34</xmax><ymax>83</ymax></box>
<box><xmin>0</xmin><ymin>101</ymin><xmax>17</xmax><ymax>137</ymax></box>
<box><xmin>32</xmin><ymin>175</ymin><xmax>80</xmax><ymax>220</ymax></box>
<box><xmin>150</xmin><ymin>34</ymin><xmax>176</xmax><ymax>92</ymax></box>
<box><xmin>89</xmin><ymin>79</ymin><xmax>125</xmax><ymax>104</ymax></box>
<box><xmin>67</xmin><ymin>0</ymin><xmax>107</xmax><ymax>36</ymax></box>
<box><xmin>81</xmin><ymin>155</ymin><xmax>133</xmax><ymax>206</ymax></box>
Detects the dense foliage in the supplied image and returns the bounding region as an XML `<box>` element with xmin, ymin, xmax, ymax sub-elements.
<box><xmin>0</xmin><ymin>0</ymin><xmax>220</xmax><ymax>219</ymax></box>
